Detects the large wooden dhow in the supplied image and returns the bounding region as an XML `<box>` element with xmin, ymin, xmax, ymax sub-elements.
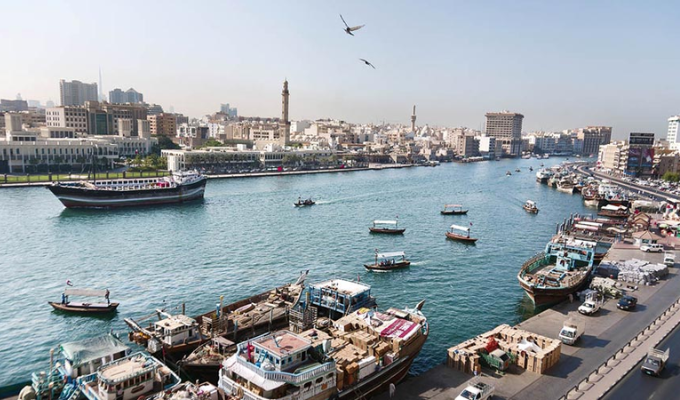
<box><xmin>125</xmin><ymin>272</ymin><xmax>308</xmax><ymax>362</ymax></box>
<box><xmin>47</xmin><ymin>170</ymin><xmax>207</xmax><ymax>208</ymax></box>
<box><xmin>517</xmin><ymin>241</ymin><xmax>596</xmax><ymax>306</ymax></box>
<box><xmin>218</xmin><ymin>300</ymin><xmax>428</xmax><ymax>400</ymax></box>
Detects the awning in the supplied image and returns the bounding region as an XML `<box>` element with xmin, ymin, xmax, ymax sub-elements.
<box><xmin>60</xmin><ymin>334</ymin><xmax>129</xmax><ymax>367</ymax></box>
<box><xmin>450</xmin><ymin>224</ymin><xmax>470</xmax><ymax>232</ymax></box>
<box><xmin>64</xmin><ymin>288</ymin><xmax>108</xmax><ymax>297</ymax></box>
<box><xmin>373</xmin><ymin>220</ymin><xmax>397</xmax><ymax>225</ymax></box>
<box><xmin>445</xmin><ymin>204</ymin><xmax>463</xmax><ymax>208</ymax></box>
<box><xmin>601</xmin><ymin>204</ymin><xmax>627</xmax><ymax>211</ymax></box>
<box><xmin>378</xmin><ymin>251</ymin><xmax>406</xmax><ymax>259</ymax></box>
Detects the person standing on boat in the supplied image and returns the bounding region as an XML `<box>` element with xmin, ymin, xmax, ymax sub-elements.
<box><xmin>105</xmin><ymin>289</ymin><xmax>110</xmax><ymax>304</ymax></box>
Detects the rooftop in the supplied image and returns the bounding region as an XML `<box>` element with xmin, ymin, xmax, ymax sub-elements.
<box><xmin>254</xmin><ymin>331</ymin><xmax>310</xmax><ymax>357</ymax></box>
<box><xmin>154</xmin><ymin>314</ymin><xmax>196</xmax><ymax>330</ymax></box>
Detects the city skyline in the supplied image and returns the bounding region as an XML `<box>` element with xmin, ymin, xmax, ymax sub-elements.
<box><xmin>1</xmin><ymin>1</ymin><xmax>679</xmax><ymax>138</ymax></box>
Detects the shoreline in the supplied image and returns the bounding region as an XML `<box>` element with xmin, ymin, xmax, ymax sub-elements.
<box><xmin>0</xmin><ymin>163</ymin><xmax>419</xmax><ymax>189</ymax></box>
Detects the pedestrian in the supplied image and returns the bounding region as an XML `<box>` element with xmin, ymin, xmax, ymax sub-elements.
<box><xmin>568</xmin><ymin>293</ymin><xmax>574</xmax><ymax>303</ymax></box>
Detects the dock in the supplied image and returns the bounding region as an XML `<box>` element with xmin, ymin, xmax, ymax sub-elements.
<box><xmin>380</xmin><ymin>239</ymin><xmax>680</xmax><ymax>400</ymax></box>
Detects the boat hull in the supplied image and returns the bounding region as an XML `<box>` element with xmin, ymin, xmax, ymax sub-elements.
<box><xmin>445</xmin><ymin>232</ymin><xmax>478</xmax><ymax>242</ymax></box>
<box><xmin>47</xmin><ymin>178</ymin><xmax>206</xmax><ymax>208</ymax></box>
<box><xmin>441</xmin><ymin>210</ymin><xmax>468</xmax><ymax>215</ymax></box>
<box><xmin>294</xmin><ymin>202</ymin><xmax>315</xmax><ymax>207</ymax></box>
<box><xmin>364</xmin><ymin>261</ymin><xmax>411</xmax><ymax>271</ymax></box>
<box><xmin>49</xmin><ymin>301</ymin><xmax>119</xmax><ymax>314</ymax></box>
<box><xmin>369</xmin><ymin>227</ymin><xmax>406</xmax><ymax>234</ymax></box>
<box><xmin>518</xmin><ymin>276</ymin><xmax>591</xmax><ymax>306</ymax></box>
<box><xmin>523</xmin><ymin>206</ymin><xmax>539</xmax><ymax>214</ymax></box>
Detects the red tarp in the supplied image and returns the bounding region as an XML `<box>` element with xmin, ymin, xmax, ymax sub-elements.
<box><xmin>380</xmin><ymin>319</ymin><xmax>417</xmax><ymax>338</ymax></box>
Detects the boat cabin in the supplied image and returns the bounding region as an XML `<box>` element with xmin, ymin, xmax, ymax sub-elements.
<box><xmin>78</xmin><ymin>353</ymin><xmax>180</xmax><ymax>400</ymax></box>
<box><xmin>303</xmin><ymin>279</ymin><xmax>374</xmax><ymax>318</ymax></box>
<box><xmin>441</xmin><ymin>204</ymin><xmax>467</xmax><ymax>214</ymax></box>
<box><xmin>376</xmin><ymin>251</ymin><xmax>407</xmax><ymax>266</ymax></box>
<box><xmin>546</xmin><ymin>242</ymin><xmax>594</xmax><ymax>272</ymax></box>
<box><xmin>153</xmin><ymin>314</ymin><xmax>201</xmax><ymax>346</ymax></box>
<box><xmin>449</xmin><ymin>224</ymin><xmax>472</xmax><ymax>238</ymax></box>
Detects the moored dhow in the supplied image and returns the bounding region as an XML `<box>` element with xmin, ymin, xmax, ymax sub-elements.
<box><xmin>517</xmin><ymin>241</ymin><xmax>596</xmax><ymax>306</ymax></box>
<box><xmin>218</xmin><ymin>302</ymin><xmax>428</xmax><ymax>400</ymax></box>
<box><xmin>47</xmin><ymin>170</ymin><xmax>207</xmax><ymax>208</ymax></box>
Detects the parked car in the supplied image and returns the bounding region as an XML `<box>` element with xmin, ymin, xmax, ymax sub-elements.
<box><xmin>640</xmin><ymin>243</ymin><xmax>664</xmax><ymax>253</ymax></box>
<box><xmin>617</xmin><ymin>295</ymin><xmax>638</xmax><ymax>311</ymax></box>
<box><xmin>578</xmin><ymin>299</ymin><xmax>601</xmax><ymax>315</ymax></box>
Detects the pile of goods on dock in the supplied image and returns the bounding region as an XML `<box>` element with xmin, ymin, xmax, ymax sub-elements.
<box><xmin>597</xmin><ymin>258</ymin><xmax>668</xmax><ymax>285</ymax></box>
<box><xmin>590</xmin><ymin>277</ymin><xmax>623</xmax><ymax>298</ymax></box>
<box><xmin>446</xmin><ymin>324</ymin><xmax>561</xmax><ymax>375</ymax></box>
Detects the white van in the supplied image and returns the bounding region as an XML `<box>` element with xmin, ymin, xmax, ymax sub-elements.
<box><xmin>640</xmin><ymin>243</ymin><xmax>664</xmax><ymax>253</ymax></box>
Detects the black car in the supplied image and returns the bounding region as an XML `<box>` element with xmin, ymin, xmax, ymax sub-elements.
<box><xmin>617</xmin><ymin>295</ymin><xmax>638</xmax><ymax>310</ymax></box>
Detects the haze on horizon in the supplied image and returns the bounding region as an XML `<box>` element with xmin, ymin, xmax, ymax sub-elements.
<box><xmin>1</xmin><ymin>0</ymin><xmax>678</xmax><ymax>139</ymax></box>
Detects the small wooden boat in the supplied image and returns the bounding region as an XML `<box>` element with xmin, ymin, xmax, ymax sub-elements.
<box><xmin>369</xmin><ymin>219</ymin><xmax>405</xmax><ymax>234</ymax></box>
<box><xmin>446</xmin><ymin>224</ymin><xmax>478</xmax><ymax>242</ymax></box>
<box><xmin>294</xmin><ymin>197</ymin><xmax>315</xmax><ymax>207</ymax></box>
<box><xmin>523</xmin><ymin>200</ymin><xmax>539</xmax><ymax>214</ymax></box>
<box><xmin>515</xmin><ymin>168</ymin><xmax>521</xmax><ymax>173</ymax></box>
<box><xmin>506</xmin><ymin>171</ymin><xmax>512</xmax><ymax>176</ymax></box>
<box><xmin>364</xmin><ymin>250</ymin><xmax>411</xmax><ymax>271</ymax></box>
<box><xmin>49</xmin><ymin>288</ymin><xmax>119</xmax><ymax>314</ymax></box>
<box><xmin>441</xmin><ymin>204</ymin><xmax>468</xmax><ymax>215</ymax></box>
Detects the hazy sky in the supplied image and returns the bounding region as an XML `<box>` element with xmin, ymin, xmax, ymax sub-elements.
<box><xmin>1</xmin><ymin>1</ymin><xmax>679</xmax><ymax>138</ymax></box>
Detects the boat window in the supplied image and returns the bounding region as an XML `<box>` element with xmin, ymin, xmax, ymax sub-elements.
<box><xmin>315</xmin><ymin>377</ymin><xmax>323</xmax><ymax>384</ymax></box>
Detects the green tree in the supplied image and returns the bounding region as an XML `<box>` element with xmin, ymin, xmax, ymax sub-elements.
<box><xmin>661</xmin><ymin>171</ymin><xmax>680</xmax><ymax>183</ymax></box>
<box><xmin>150</xmin><ymin>136</ymin><xmax>180</xmax><ymax>155</ymax></box>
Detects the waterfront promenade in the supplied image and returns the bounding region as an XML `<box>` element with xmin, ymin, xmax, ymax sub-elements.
<box><xmin>378</xmin><ymin>238</ymin><xmax>680</xmax><ymax>400</ymax></box>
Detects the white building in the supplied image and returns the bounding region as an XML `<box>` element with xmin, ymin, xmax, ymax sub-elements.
<box><xmin>46</xmin><ymin>106</ymin><xmax>88</xmax><ymax>135</ymax></box>
<box><xmin>667</xmin><ymin>116</ymin><xmax>680</xmax><ymax>150</ymax></box>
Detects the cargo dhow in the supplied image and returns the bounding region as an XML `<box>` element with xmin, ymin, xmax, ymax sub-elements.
<box><xmin>47</xmin><ymin>170</ymin><xmax>207</xmax><ymax>208</ymax></box>
<box><xmin>518</xmin><ymin>240</ymin><xmax>596</xmax><ymax>306</ymax></box>
<box><xmin>217</xmin><ymin>279</ymin><xmax>428</xmax><ymax>400</ymax></box>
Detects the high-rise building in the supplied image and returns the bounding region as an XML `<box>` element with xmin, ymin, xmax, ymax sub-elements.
<box><xmin>46</xmin><ymin>106</ymin><xmax>89</xmax><ymax>134</ymax></box>
<box><xmin>109</xmin><ymin>88</ymin><xmax>144</xmax><ymax>104</ymax></box>
<box><xmin>485</xmin><ymin>111</ymin><xmax>523</xmax><ymax>157</ymax></box>
<box><xmin>626</xmin><ymin>132</ymin><xmax>655</xmax><ymax>177</ymax></box>
<box><xmin>667</xmin><ymin>116</ymin><xmax>680</xmax><ymax>150</ymax></box>
<box><xmin>60</xmin><ymin>79</ymin><xmax>98</xmax><ymax>106</ymax></box>
<box><xmin>576</xmin><ymin>126</ymin><xmax>612</xmax><ymax>156</ymax></box>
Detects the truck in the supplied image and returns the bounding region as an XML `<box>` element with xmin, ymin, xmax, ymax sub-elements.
<box><xmin>641</xmin><ymin>347</ymin><xmax>670</xmax><ymax>376</ymax></box>
<box><xmin>578</xmin><ymin>292</ymin><xmax>602</xmax><ymax>316</ymax></box>
<box><xmin>559</xmin><ymin>317</ymin><xmax>585</xmax><ymax>345</ymax></box>
<box><xmin>456</xmin><ymin>381</ymin><xmax>495</xmax><ymax>400</ymax></box>
<box><xmin>480</xmin><ymin>349</ymin><xmax>511</xmax><ymax>371</ymax></box>
<box><xmin>664</xmin><ymin>251</ymin><xmax>675</xmax><ymax>267</ymax></box>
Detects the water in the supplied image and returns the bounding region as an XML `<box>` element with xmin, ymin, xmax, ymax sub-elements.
<box><xmin>0</xmin><ymin>158</ymin><xmax>592</xmax><ymax>387</ymax></box>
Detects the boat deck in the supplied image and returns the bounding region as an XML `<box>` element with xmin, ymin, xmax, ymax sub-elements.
<box><xmin>523</xmin><ymin>263</ymin><xmax>585</xmax><ymax>289</ymax></box>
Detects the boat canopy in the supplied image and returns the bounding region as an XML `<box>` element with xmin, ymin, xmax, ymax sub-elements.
<box><xmin>373</xmin><ymin>220</ymin><xmax>397</xmax><ymax>225</ymax></box>
<box><xmin>601</xmin><ymin>204</ymin><xmax>627</xmax><ymax>211</ymax></box>
<box><xmin>574</xmin><ymin>223</ymin><xmax>599</xmax><ymax>232</ymax></box>
<box><xmin>450</xmin><ymin>224</ymin><xmax>470</xmax><ymax>232</ymax></box>
<box><xmin>444</xmin><ymin>204</ymin><xmax>463</xmax><ymax>208</ymax></box>
<box><xmin>64</xmin><ymin>288</ymin><xmax>108</xmax><ymax>297</ymax></box>
<box><xmin>60</xmin><ymin>334</ymin><xmax>128</xmax><ymax>367</ymax></box>
<box><xmin>606</xmin><ymin>227</ymin><xmax>628</xmax><ymax>234</ymax></box>
<box><xmin>377</xmin><ymin>251</ymin><xmax>406</xmax><ymax>259</ymax></box>
<box><xmin>525</xmin><ymin>200</ymin><xmax>536</xmax><ymax>207</ymax></box>
<box><xmin>578</xmin><ymin>221</ymin><xmax>603</xmax><ymax>228</ymax></box>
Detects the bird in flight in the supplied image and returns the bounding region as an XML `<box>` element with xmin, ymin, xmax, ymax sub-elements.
<box><xmin>359</xmin><ymin>59</ymin><xmax>376</xmax><ymax>69</ymax></box>
<box><xmin>340</xmin><ymin>14</ymin><xmax>365</xmax><ymax>36</ymax></box>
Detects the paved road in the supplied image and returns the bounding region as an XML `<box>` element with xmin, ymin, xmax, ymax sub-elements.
<box><xmin>579</xmin><ymin>165</ymin><xmax>680</xmax><ymax>204</ymax></box>
<box><xmin>511</xmin><ymin>268</ymin><xmax>680</xmax><ymax>399</ymax></box>
<box><xmin>602</xmin><ymin>318</ymin><xmax>680</xmax><ymax>400</ymax></box>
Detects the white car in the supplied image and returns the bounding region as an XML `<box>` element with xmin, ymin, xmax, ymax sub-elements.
<box><xmin>578</xmin><ymin>300</ymin><xmax>601</xmax><ymax>315</ymax></box>
<box><xmin>640</xmin><ymin>243</ymin><xmax>664</xmax><ymax>253</ymax></box>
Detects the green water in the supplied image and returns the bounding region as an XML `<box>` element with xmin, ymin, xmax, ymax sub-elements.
<box><xmin>0</xmin><ymin>158</ymin><xmax>592</xmax><ymax>387</ymax></box>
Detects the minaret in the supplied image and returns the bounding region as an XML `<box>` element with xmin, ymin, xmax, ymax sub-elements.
<box><xmin>281</xmin><ymin>79</ymin><xmax>290</xmax><ymax>145</ymax></box>
<box><xmin>411</xmin><ymin>105</ymin><xmax>417</xmax><ymax>133</ymax></box>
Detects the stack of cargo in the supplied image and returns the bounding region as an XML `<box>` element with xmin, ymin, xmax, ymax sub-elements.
<box><xmin>590</xmin><ymin>277</ymin><xmax>623</xmax><ymax>298</ymax></box>
<box><xmin>597</xmin><ymin>259</ymin><xmax>668</xmax><ymax>284</ymax></box>
<box><xmin>447</xmin><ymin>324</ymin><xmax>561</xmax><ymax>375</ymax></box>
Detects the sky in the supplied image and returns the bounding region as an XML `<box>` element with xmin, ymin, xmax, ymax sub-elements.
<box><xmin>1</xmin><ymin>0</ymin><xmax>679</xmax><ymax>139</ymax></box>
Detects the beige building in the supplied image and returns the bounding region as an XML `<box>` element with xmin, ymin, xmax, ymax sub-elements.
<box><xmin>485</xmin><ymin>111</ymin><xmax>523</xmax><ymax>157</ymax></box>
<box><xmin>46</xmin><ymin>106</ymin><xmax>89</xmax><ymax>135</ymax></box>
<box><xmin>598</xmin><ymin>141</ymin><xmax>627</xmax><ymax>172</ymax></box>
<box><xmin>147</xmin><ymin>113</ymin><xmax>177</xmax><ymax>136</ymax></box>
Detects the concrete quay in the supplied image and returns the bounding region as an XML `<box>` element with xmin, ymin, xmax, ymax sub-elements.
<box><xmin>380</xmin><ymin>243</ymin><xmax>680</xmax><ymax>400</ymax></box>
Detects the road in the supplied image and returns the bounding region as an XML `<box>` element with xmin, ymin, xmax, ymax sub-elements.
<box><xmin>578</xmin><ymin>164</ymin><xmax>680</xmax><ymax>204</ymax></box>
<box><xmin>512</xmin><ymin>270</ymin><xmax>680</xmax><ymax>399</ymax></box>
<box><xmin>603</xmin><ymin>319</ymin><xmax>680</xmax><ymax>399</ymax></box>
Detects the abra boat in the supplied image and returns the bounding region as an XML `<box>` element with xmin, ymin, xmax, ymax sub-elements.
<box><xmin>218</xmin><ymin>301</ymin><xmax>428</xmax><ymax>400</ymax></box>
<box><xmin>77</xmin><ymin>352</ymin><xmax>180</xmax><ymax>400</ymax></box>
<box><xmin>535</xmin><ymin>169</ymin><xmax>553</xmax><ymax>184</ymax></box>
<box><xmin>517</xmin><ymin>241</ymin><xmax>596</xmax><ymax>306</ymax></box>
<box><xmin>506</xmin><ymin>171</ymin><xmax>512</xmax><ymax>176</ymax></box>
<box><xmin>441</xmin><ymin>204</ymin><xmax>468</xmax><ymax>215</ymax></box>
<box><xmin>446</xmin><ymin>224</ymin><xmax>478</xmax><ymax>242</ymax></box>
<box><xmin>49</xmin><ymin>287</ymin><xmax>118</xmax><ymax>314</ymax></box>
<box><xmin>597</xmin><ymin>204</ymin><xmax>630</xmax><ymax>218</ymax></box>
<box><xmin>369</xmin><ymin>219</ymin><xmax>405</xmax><ymax>234</ymax></box>
<box><xmin>364</xmin><ymin>250</ymin><xmax>411</xmax><ymax>271</ymax></box>
<box><xmin>19</xmin><ymin>334</ymin><xmax>130</xmax><ymax>400</ymax></box>
<box><xmin>523</xmin><ymin>200</ymin><xmax>539</xmax><ymax>214</ymax></box>
<box><xmin>556</xmin><ymin>178</ymin><xmax>576</xmax><ymax>194</ymax></box>
<box><xmin>47</xmin><ymin>170</ymin><xmax>207</xmax><ymax>209</ymax></box>
<box><xmin>294</xmin><ymin>197</ymin><xmax>315</xmax><ymax>207</ymax></box>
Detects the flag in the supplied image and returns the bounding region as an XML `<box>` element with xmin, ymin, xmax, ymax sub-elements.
<box><xmin>66</xmin><ymin>280</ymin><xmax>73</xmax><ymax>286</ymax></box>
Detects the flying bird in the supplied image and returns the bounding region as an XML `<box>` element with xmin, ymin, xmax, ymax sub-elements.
<box><xmin>340</xmin><ymin>14</ymin><xmax>365</xmax><ymax>36</ymax></box>
<box><xmin>359</xmin><ymin>59</ymin><xmax>376</xmax><ymax>69</ymax></box>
